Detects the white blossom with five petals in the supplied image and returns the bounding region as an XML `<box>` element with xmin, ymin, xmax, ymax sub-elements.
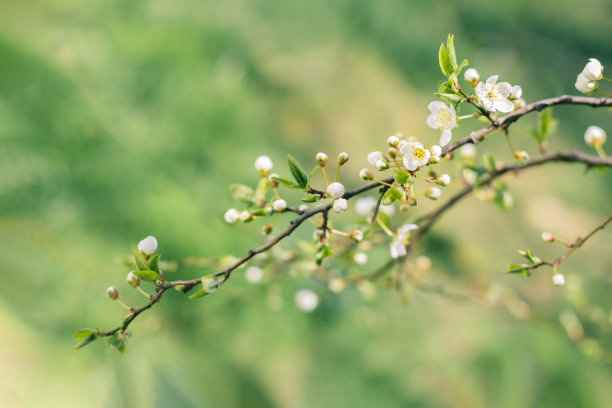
<box><xmin>400</xmin><ymin>142</ymin><xmax>431</xmax><ymax>171</ymax></box>
<box><xmin>476</xmin><ymin>75</ymin><xmax>514</xmax><ymax>113</ymax></box>
<box><xmin>426</xmin><ymin>101</ymin><xmax>457</xmax><ymax>146</ymax></box>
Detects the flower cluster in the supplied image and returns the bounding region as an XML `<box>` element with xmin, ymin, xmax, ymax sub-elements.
<box><xmin>575</xmin><ymin>58</ymin><xmax>604</xmax><ymax>94</ymax></box>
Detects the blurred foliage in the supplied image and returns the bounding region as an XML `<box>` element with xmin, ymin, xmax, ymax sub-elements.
<box><xmin>0</xmin><ymin>0</ymin><xmax>611</xmax><ymax>407</ymax></box>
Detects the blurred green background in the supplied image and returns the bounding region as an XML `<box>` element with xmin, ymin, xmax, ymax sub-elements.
<box><xmin>1</xmin><ymin>0</ymin><xmax>611</xmax><ymax>406</ymax></box>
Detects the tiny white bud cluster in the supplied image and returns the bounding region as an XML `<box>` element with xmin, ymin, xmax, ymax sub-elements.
<box><xmin>575</xmin><ymin>58</ymin><xmax>603</xmax><ymax>94</ymax></box>
<box><xmin>106</xmin><ymin>286</ymin><xmax>119</xmax><ymax>299</ymax></box>
<box><xmin>464</xmin><ymin>68</ymin><xmax>479</xmax><ymax>86</ymax></box>
<box><xmin>387</xmin><ymin>135</ymin><xmax>400</xmax><ymax>147</ymax></box>
<box><xmin>367</xmin><ymin>151</ymin><xmax>383</xmax><ymax>166</ymax></box>
<box><xmin>360</xmin><ymin>168</ymin><xmax>374</xmax><ymax>181</ymax></box>
<box><xmin>138</xmin><ymin>236</ymin><xmax>158</xmax><ymax>255</ymax></box>
<box><xmin>460</xmin><ymin>144</ymin><xmax>476</xmax><ymax>159</ymax></box>
<box><xmin>375</xmin><ymin>158</ymin><xmax>390</xmax><ymax>170</ymax></box>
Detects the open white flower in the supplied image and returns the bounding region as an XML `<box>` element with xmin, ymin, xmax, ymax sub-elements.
<box><xmin>476</xmin><ymin>75</ymin><xmax>514</xmax><ymax>113</ymax></box>
<box><xmin>400</xmin><ymin>142</ymin><xmax>431</xmax><ymax>171</ymax></box>
<box><xmin>426</xmin><ymin>101</ymin><xmax>457</xmax><ymax>146</ymax></box>
<box><xmin>575</xmin><ymin>73</ymin><xmax>597</xmax><ymax>94</ymax></box>
<box><xmin>332</xmin><ymin>198</ymin><xmax>348</xmax><ymax>213</ymax></box>
<box><xmin>138</xmin><ymin>236</ymin><xmax>158</xmax><ymax>255</ymax></box>
<box><xmin>582</xmin><ymin>58</ymin><xmax>603</xmax><ymax>81</ymax></box>
<box><xmin>584</xmin><ymin>125</ymin><xmax>606</xmax><ymax>146</ymax></box>
<box><xmin>390</xmin><ymin>224</ymin><xmax>418</xmax><ymax>259</ymax></box>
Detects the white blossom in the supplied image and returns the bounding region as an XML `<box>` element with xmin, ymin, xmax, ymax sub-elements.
<box><xmin>273</xmin><ymin>199</ymin><xmax>287</xmax><ymax>212</ymax></box>
<box><xmin>437</xmin><ymin>174</ymin><xmax>450</xmax><ymax>186</ymax></box>
<box><xmin>426</xmin><ymin>101</ymin><xmax>457</xmax><ymax>146</ymax></box>
<box><xmin>584</xmin><ymin>125</ymin><xmax>606</xmax><ymax>146</ymax></box>
<box><xmin>510</xmin><ymin>85</ymin><xmax>522</xmax><ymax>99</ymax></box>
<box><xmin>390</xmin><ymin>224</ymin><xmax>418</xmax><ymax>259</ymax></box>
<box><xmin>367</xmin><ymin>151</ymin><xmax>384</xmax><ymax>166</ymax></box>
<box><xmin>425</xmin><ymin>187</ymin><xmax>442</xmax><ymax>200</ymax></box>
<box><xmin>387</xmin><ymin>135</ymin><xmax>400</xmax><ymax>147</ymax></box>
<box><xmin>245</xmin><ymin>266</ymin><xmax>263</xmax><ymax>283</ymax></box>
<box><xmin>582</xmin><ymin>58</ymin><xmax>603</xmax><ymax>81</ymax></box>
<box><xmin>553</xmin><ymin>273</ymin><xmax>566</xmax><ymax>286</ymax></box>
<box><xmin>138</xmin><ymin>236</ymin><xmax>158</xmax><ymax>255</ymax></box>
<box><xmin>575</xmin><ymin>73</ymin><xmax>596</xmax><ymax>94</ymax></box>
<box><xmin>355</xmin><ymin>196</ymin><xmax>377</xmax><ymax>215</ymax></box>
<box><xmin>476</xmin><ymin>75</ymin><xmax>514</xmax><ymax>113</ymax></box>
<box><xmin>430</xmin><ymin>145</ymin><xmax>442</xmax><ymax>156</ymax></box>
<box><xmin>254</xmin><ymin>155</ymin><xmax>273</xmax><ymax>174</ymax></box>
<box><xmin>295</xmin><ymin>289</ymin><xmax>319</xmax><ymax>312</ymax></box>
<box><xmin>224</xmin><ymin>208</ymin><xmax>240</xmax><ymax>224</ymax></box>
<box><xmin>332</xmin><ymin>198</ymin><xmax>348</xmax><ymax>213</ymax></box>
<box><xmin>327</xmin><ymin>182</ymin><xmax>345</xmax><ymax>199</ymax></box>
<box><xmin>400</xmin><ymin>142</ymin><xmax>431</xmax><ymax>171</ymax></box>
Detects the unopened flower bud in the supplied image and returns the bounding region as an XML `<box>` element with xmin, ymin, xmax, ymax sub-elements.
<box><xmin>106</xmin><ymin>286</ymin><xmax>119</xmax><ymax>300</ymax></box>
<box><xmin>584</xmin><ymin>125</ymin><xmax>606</xmax><ymax>146</ymax></box>
<box><xmin>268</xmin><ymin>173</ymin><xmax>280</xmax><ymax>187</ymax></box>
<box><xmin>313</xmin><ymin>229</ymin><xmax>324</xmax><ymax>241</ymax></box>
<box><xmin>353</xmin><ymin>252</ymin><xmax>368</xmax><ymax>265</ymax></box>
<box><xmin>360</xmin><ymin>168</ymin><xmax>374</xmax><ymax>181</ymax></box>
<box><xmin>138</xmin><ymin>236</ymin><xmax>158</xmax><ymax>255</ymax></box>
<box><xmin>400</xmin><ymin>199</ymin><xmax>410</xmax><ymax>212</ymax></box>
<box><xmin>239</xmin><ymin>210</ymin><xmax>252</xmax><ymax>222</ymax></box>
<box><xmin>224</xmin><ymin>208</ymin><xmax>240</xmax><ymax>223</ymax></box>
<box><xmin>513</xmin><ymin>98</ymin><xmax>526</xmax><ymax>110</ymax></box>
<box><xmin>337</xmin><ymin>152</ymin><xmax>349</xmax><ymax>165</ymax></box>
<box><xmin>316</xmin><ymin>152</ymin><xmax>328</xmax><ymax>166</ymax></box>
<box><xmin>553</xmin><ymin>273</ymin><xmax>566</xmax><ymax>286</ymax></box>
<box><xmin>273</xmin><ymin>199</ymin><xmax>287</xmax><ymax>212</ymax></box>
<box><xmin>582</xmin><ymin>58</ymin><xmax>603</xmax><ymax>81</ymax></box>
<box><xmin>514</xmin><ymin>150</ymin><xmax>530</xmax><ymax>164</ymax></box>
<box><xmin>541</xmin><ymin>232</ymin><xmax>555</xmax><ymax>243</ymax></box>
<box><xmin>388</xmin><ymin>147</ymin><xmax>398</xmax><ymax>159</ymax></box>
<box><xmin>464</xmin><ymin>68</ymin><xmax>479</xmax><ymax>87</ymax></box>
<box><xmin>425</xmin><ymin>187</ymin><xmax>442</xmax><ymax>200</ymax></box>
<box><xmin>262</xmin><ymin>224</ymin><xmax>273</xmax><ymax>235</ymax></box>
<box><xmin>327</xmin><ymin>182</ymin><xmax>345</xmax><ymax>199</ymax></box>
<box><xmin>436</xmin><ymin>174</ymin><xmax>450</xmax><ymax>186</ymax></box>
<box><xmin>430</xmin><ymin>145</ymin><xmax>442</xmax><ymax>156</ymax></box>
<box><xmin>428</xmin><ymin>155</ymin><xmax>440</xmax><ymax>164</ymax></box>
<box><xmin>375</xmin><ymin>158</ymin><xmax>389</xmax><ymax>170</ymax></box>
<box><xmin>510</xmin><ymin>85</ymin><xmax>522</xmax><ymax>99</ymax></box>
<box><xmin>460</xmin><ymin>144</ymin><xmax>476</xmax><ymax>159</ymax></box>
<box><xmin>408</xmin><ymin>195</ymin><xmax>417</xmax><ymax>207</ymax></box>
<box><xmin>333</xmin><ymin>198</ymin><xmax>348</xmax><ymax>213</ymax></box>
<box><xmin>387</xmin><ymin>135</ymin><xmax>400</xmax><ymax>147</ymax></box>
<box><xmin>350</xmin><ymin>230</ymin><xmax>363</xmax><ymax>242</ymax></box>
<box><xmin>367</xmin><ymin>151</ymin><xmax>383</xmax><ymax>166</ymax></box>
<box><xmin>126</xmin><ymin>272</ymin><xmax>140</xmax><ymax>288</ymax></box>
<box><xmin>254</xmin><ymin>155</ymin><xmax>273</xmax><ymax>175</ymax></box>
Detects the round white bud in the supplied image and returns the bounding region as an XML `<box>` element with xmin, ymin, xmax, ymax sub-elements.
<box><xmin>367</xmin><ymin>151</ymin><xmax>384</xmax><ymax>166</ymax></box>
<box><xmin>239</xmin><ymin>210</ymin><xmax>252</xmax><ymax>222</ymax></box>
<box><xmin>360</xmin><ymin>168</ymin><xmax>374</xmax><ymax>181</ymax></box>
<box><xmin>337</xmin><ymin>152</ymin><xmax>349</xmax><ymax>165</ymax></box>
<box><xmin>273</xmin><ymin>199</ymin><xmax>287</xmax><ymax>212</ymax></box>
<box><xmin>138</xmin><ymin>236</ymin><xmax>158</xmax><ymax>255</ymax></box>
<box><xmin>316</xmin><ymin>152</ymin><xmax>328</xmax><ymax>166</ymax></box>
<box><xmin>460</xmin><ymin>144</ymin><xmax>476</xmax><ymax>159</ymax></box>
<box><xmin>584</xmin><ymin>125</ymin><xmax>606</xmax><ymax>146</ymax></box>
<box><xmin>575</xmin><ymin>73</ymin><xmax>596</xmax><ymax>94</ymax></box>
<box><xmin>375</xmin><ymin>158</ymin><xmax>390</xmax><ymax>170</ymax></box>
<box><xmin>126</xmin><ymin>271</ymin><xmax>140</xmax><ymax>288</ymax></box>
<box><xmin>582</xmin><ymin>58</ymin><xmax>603</xmax><ymax>81</ymax></box>
<box><xmin>294</xmin><ymin>289</ymin><xmax>319</xmax><ymax>312</ymax></box>
<box><xmin>254</xmin><ymin>155</ymin><xmax>273</xmax><ymax>175</ymax></box>
<box><xmin>268</xmin><ymin>173</ymin><xmax>280</xmax><ymax>187</ymax></box>
<box><xmin>245</xmin><ymin>266</ymin><xmax>263</xmax><ymax>283</ymax></box>
<box><xmin>553</xmin><ymin>273</ymin><xmax>566</xmax><ymax>286</ymax></box>
<box><xmin>224</xmin><ymin>208</ymin><xmax>240</xmax><ymax>223</ymax></box>
<box><xmin>541</xmin><ymin>232</ymin><xmax>555</xmax><ymax>243</ymax></box>
<box><xmin>513</xmin><ymin>98</ymin><xmax>526</xmax><ymax>109</ymax></box>
<box><xmin>106</xmin><ymin>286</ymin><xmax>119</xmax><ymax>300</ymax></box>
<box><xmin>464</xmin><ymin>68</ymin><xmax>479</xmax><ymax>85</ymax></box>
<box><xmin>436</xmin><ymin>174</ymin><xmax>450</xmax><ymax>186</ymax></box>
<box><xmin>327</xmin><ymin>182</ymin><xmax>345</xmax><ymax>199</ymax></box>
<box><xmin>510</xmin><ymin>85</ymin><xmax>522</xmax><ymax>99</ymax></box>
<box><xmin>350</xmin><ymin>230</ymin><xmax>363</xmax><ymax>241</ymax></box>
<box><xmin>425</xmin><ymin>187</ymin><xmax>442</xmax><ymax>200</ymax></box>
<box><xmin>387</xmin><ymin>135</ymin><xmax>400</xmax><ymax>147</ymax></box>
<box><xmin>332</xmin><ymin>198</ymin><xmax>348</xmax><ymax>213</ymax></box>
<box><xmin>353</xmin><ymin>252</ymin><xmax>368</xmax><ymax>265</ymax></box>
<box><xmin>430</xmin><ymin>145</ymin><xmax>442</xmax><ymax>156</ymax></box>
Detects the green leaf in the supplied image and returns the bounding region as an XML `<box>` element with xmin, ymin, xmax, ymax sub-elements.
<box><xmin>382</xmin><ymin>187</ymin><xmax>402</xmax><ymax>205</ymax></box>
<box><xmin>134</xmin><ymin>249</ymin><xmax>147</xmax><ymax>270</ymax></box>
<box><xmin>273</xmin><ymin>177</ymin><xmax>301</xmax><ymax>190</ymax></box>
<box><xmin>229</xmin><ymin>184</ymin><xmax>255</xmax><ymax>204</ymax></box>
<box><xmin>536</xmin><ymin>108</ymin><xmax>558</xmax><ymax>142</ymax></box>
<box><xmin>438</xmin><ymin>43</ymin><xmax>451</xmax><ymax>77</ymax></box>
<box><xmin>73</xmin><ymin>328</ymin><xmax>98</xmax><ymax>340</ymax></box>
<box><xmin>506</xmin><ymin>264</ymin><xmax>529</xmax><ymax>276</ymax></box>
<box><xmin>74</xmin><ymin>333</ymin><xmax>98</xmax><ymax>349</ymax></box>
<box><xmin>287</xmin><ymin>154</ymin><xmax>308</xmax><ymax>189</ymax></box>
<box><xmin>393</xmin><ymin>170</ymin><xmax>410</xmax><ymax>185</ymax></box>
<box><xmin>251</xmin><ymin>207</ymin><xmax>273</xmax><ymax>216</ymax></box>
<box><xmin>434</xmin><ymin>91</ymin><xmax>462</xmax><ymax>105</ymax></box>
<box><xmin>147</xmin><ymin>254</ymin><xmax>161</xmax><ymax>273</ymax></box>
<box><xmin>108</xmin><ymin>332</ymin><xmax>129</xmax><ymax>354</ymax></box>
<box><xmin>133</xmin><ymin>269</ymin><xmax>159</xmax><ymax>282</ymax></box>
<box><xmin>301</xmin><ymin>195</ymin><xmax>317</xmax><ymax>203</ymax></box>
<box><xmin>315</xmin><ymin>244</ymin><xmax>333</xmax><ymax>265</ymax></box>
<box><xmin>254</xmin><ymin>178</ymin><xmax>268</xmax><ymax>203</ymax></box>
<box><xmin>446</xmin><ymin>34</ymin><xmax>458</xmax><ymax>71</ymax></box>
<box><xmin>452</xmin><ymin>58</ymin><xmax>469</xmax><ymax>79</ymax></box>
<box><xmin>308</xmin><ymin>165</ymin><xmax>321</xmax><ymax>181</ymax></box>
<box><xmin>518</xmin><ymin>249</ymin><xmax>538</xmax><ymax>264</ymax></box>
<box><xmin>483</xmin><ymin>153</ymin><xmax>496</xmax><ymax>172</ymax></box>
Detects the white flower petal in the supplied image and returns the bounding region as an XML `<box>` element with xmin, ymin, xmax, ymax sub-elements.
<box><xmin>498</xmin><ymin>82</ymin><xmax>512</xmax><ymax>97</ymax></box>
<box><xmin>494</xmin><ymin>99</ymin><xmax>515</xmax><ymax>113</ymax></box>
<box><xmin>486</xmin><ymin>75</ymin><xmax>499</xmax><ymax>86</ymax></box>
<box><xmin>428</xmin><ymin>101</ymin><xmax>446</xmax><ymax>112</ymax></box>
<box><xmin>426</xmin><ymin>114</ymin><xmax>438</xmax><ymax>129</ymax></box>
<box><xmin>439</xmin><ymin>129</ymin><xmax>452</xmax><ymax>146</ymax></box>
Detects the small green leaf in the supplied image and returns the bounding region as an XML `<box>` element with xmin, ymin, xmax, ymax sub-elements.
<box><xmin>254</xmin><ymin>178</ymin><xmax>268</xmax><ymax>202</ymax></box>
<box><xmin>74</xmin><ymin>333</ymin><xmax>98</xmax><ymax>349</ymax></box>
<box><xmin>287</xmin><ymin>154</ymin><xmax>308</xmax><ymax>189</ymax></box>
<box><xmin>393</xmin><ymin>170</ymin><xmax>410</xmax><ymax>185</ymax></box>
<box><xmin>315</xmin><ymin>244</ymin><xmax>333</xmax><ymax>265</ymax></box>
<box><xmin>147</xmin><ymin>254</ymin><xmax>161</xmax><ymax>273</ymax></box>
<box><xmin>273</xmin><ymin>177</ymin><xmax>301</xmax><ymax>190</ymax></box>
<box><xmin>301</xmin><ymin>195</ymin><xmax>317</xmax><ymax>203</ymax></box>
<box><xmin>134</xmin><ymin>249</ymin><xmax>147</xmax><ymax>270</ymax></box>
<box><xmin>446</xmin><ymin>34</ymin><xmax>458</xmax><ymax>71</ymax></box>
<box><xmin>73</xmin><ymin>328</ymin><xmax>98</xmax><ymax>340</ymax></box>
<box><xmin>133</xmin><ymin>269</ymin><xmax>159</xmax><ymax>282</ymax></box>
<box><xmin>229</xmin><ymin>184</ymin><xmax>255</xmax><ymax>204</ymax></box>
<box><xmin>452</xmin><ymin>58</ymin><xmax>469</xmax><ymax>78</ymax></box>
<box><xmin>108</xmin><ymin>332</ymin><xmax>129</xmax><ymax>354</ymax></box>
<box><xmin>382</xmin><ymin>187</ymin><xmax>402</xmax><ymax>205</ymax></box>
<box><xmin>438</xmin><ymin>43</ymin><xmax>451</xmax><ymax>77</ymax></box>
<box><xmin>506</xmin><ymin>264</ymin><xmax>528</xmax><ymax>274</ymax></box>
<box><xmin>434</xmin><ymin>91</ymin><xmax>462</xmax><ymax>105</ymax></box>
<box><xmin>189</xmin><ymin>275</ymin><xmax>222</xmax><ymax>299</ymax></box>
<box><xmin>518</xmin><ymin>249</ymin><xmax>538</xmax><ymax>264</ymax></box>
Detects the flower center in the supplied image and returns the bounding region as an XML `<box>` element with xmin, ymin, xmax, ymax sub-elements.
<box><xmin>486</xmin><ymin>83</ymin><xmax>504</xmax><ymax>101</ymax></box>
<box><xmin>411</xmin><ymin>148</ymin><xmax>426</xmax><ymax>160</ymax></box>
<box><xmin>436</xmin><ymin>109</ymin><xmax>452</xmax><ymax>130</ymax></box>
